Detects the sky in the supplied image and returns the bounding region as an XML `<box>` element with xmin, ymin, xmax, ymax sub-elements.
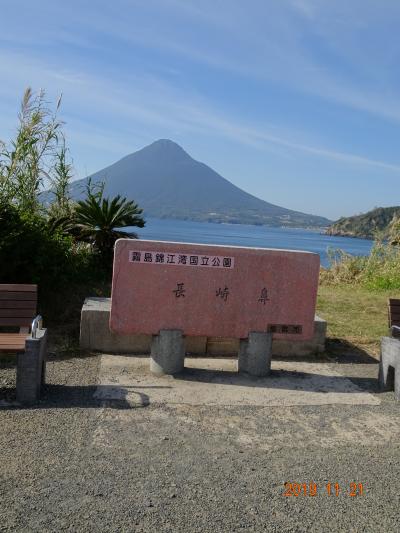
<box><xmin>0</xmin><ymin>0</ymin><xmax>399</xmax><ymax>221</ymax></box>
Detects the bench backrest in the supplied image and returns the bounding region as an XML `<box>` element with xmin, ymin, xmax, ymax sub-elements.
<box><xmin>388</xmin><ymin>298</ymin><xmax>400</xmax><ymax>339</ymax></box>
<box><xmin>0</xmin><ymin>284</ymin><xmax>38</xmax><ymax>329</ymax></box>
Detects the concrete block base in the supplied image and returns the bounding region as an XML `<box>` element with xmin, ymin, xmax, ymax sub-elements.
<box><xmin>238</xmin><ymin>332</ymin><xmax>272</xmax><ymax>377</ymax></box>
<box><xmin>379</xmin><ymin>336</ymin><xmax>400</xmax><ymax>400</ymax></box>
<box><xmin>150</xmin><ymin>330</ymin><xmax>185</xmax><ymax>376</ymax></box>
<box><xmin>16</xmin><ymin>328</ymin><xmax>47</xmax><ymax>405</ymax></box>
<box><xmin>80</xmin><ymin>298</ymin><xmax>327</xmax><ymax>357</ymax></box>
<box><xmin>80</xmin><ymin>298</ymin><xmax>151</xmax><ymax>353</ymax></box>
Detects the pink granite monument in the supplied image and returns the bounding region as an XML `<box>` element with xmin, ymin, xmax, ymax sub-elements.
<box><xmin>110</xmin><ymin>239</ymin><xmax>320</xmax><ymax>341</ymax></box>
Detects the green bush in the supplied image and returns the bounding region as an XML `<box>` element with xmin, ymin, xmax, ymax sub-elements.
<box><xmin>0</xmin><ymin>203</ymin><xmax>108</xmax><ymax>321</ymax></box>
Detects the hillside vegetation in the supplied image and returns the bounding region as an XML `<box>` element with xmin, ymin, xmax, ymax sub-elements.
<box><xmin>326</xmin><ymin>206</ymin><xmax>400</xmax><ymax>239</ymax></box>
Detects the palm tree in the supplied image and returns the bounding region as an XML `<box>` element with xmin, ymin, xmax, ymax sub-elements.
<box><xmin>74</xmin><ymin>180</ymin><xmax>145</xmax><ymax>262</ymax></box>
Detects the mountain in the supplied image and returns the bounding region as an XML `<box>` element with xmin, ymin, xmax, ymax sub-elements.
<box><xmin>325</xmin><ymin>206</ymin><xmax>400</xmax><ymax>239</ymax></box>
<box><xmin>68</xmin><ymin>139</ymin><xmax>331</xmax><ymax>228</ymax></box>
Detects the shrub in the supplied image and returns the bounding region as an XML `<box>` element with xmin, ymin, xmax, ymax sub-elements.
<box><xmin>320</xmin><ymin>243</ymin><xmax>400</xmax><ymax>290</ymax></box>
<box><xmin>0</xmin><ymin>203</ymin><xmax>107</xmax><ymax>320</ymax></box>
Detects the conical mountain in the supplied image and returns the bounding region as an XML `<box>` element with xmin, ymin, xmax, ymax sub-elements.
<box><xmin>69</xmin><ymin>139</ymin><xmax>330</xmax><ymax>227</ymax></box>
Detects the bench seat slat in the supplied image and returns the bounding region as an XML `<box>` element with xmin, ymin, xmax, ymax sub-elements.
<box><xmin>0</xmin><ymin>333</ymin><xmax>26</xmax><ymax>352</ymax></box>
<box><xmin>0</xmin><ymin>341</ymin><xmax>25</xmax><ymax>346</ymax></box>
<box><xmin>0</xmin><ymin>309</ymin><xmax>36</xmax><ymax>318</ymax></box>
<box><xmin>0</xmin><ymin>285</ymin><xmax>37</xmax><ymax>352</ymax></box>
<box><xmin>0</xmin><ymin>292</ymin><xmax>37</xmax><ymax>301</ymax></box>
<box><xmin>0</xmin><ymin>333</ymin><xmax>27</xmax><ymax>341</ymax></box>
<box><xmin>0</xmin><ymin>301</ymin><xmax>36</xmax><ymax>310</ymax></box>
<box><xmin>0</xmin><ymin>317</ymin><xmax>32</xmax><ymax>326</ymax></box>
<box><xmin>0</xmin><ymin>284</ymin><xmax>37</xmax><ymax>292</ymax></box>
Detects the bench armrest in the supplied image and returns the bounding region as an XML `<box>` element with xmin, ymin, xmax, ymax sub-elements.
<box><xmin>31</xmin><ymin>315</ymin><xmax>43</xmax><ymax>339</ymax></box>
<box><xmin>390</xmin><ymin>326</ymin><xmax>400</xmax><ymax>335</ymax></box>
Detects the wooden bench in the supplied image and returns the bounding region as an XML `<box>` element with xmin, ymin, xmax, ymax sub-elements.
<box><xmin>388</xmin><ymin>298</ymin><xmax>400</xmax><ymax>339</ymax></box>
<box><xmin>0</xmin><ymin>284</ymin><xmax>47</xmax><ymax>404</ymax></box>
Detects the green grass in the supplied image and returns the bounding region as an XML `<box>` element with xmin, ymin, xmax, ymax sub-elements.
<box><xmin>317</xmin><ymin>285</ymin><xmax>400</xmax><ymax>357</ymax></box>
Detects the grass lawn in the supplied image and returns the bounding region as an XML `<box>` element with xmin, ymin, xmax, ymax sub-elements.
<box><xmin>317</xmin><ymin>284</ymin><xmax>400</xmax><ymax>358</ymax></box>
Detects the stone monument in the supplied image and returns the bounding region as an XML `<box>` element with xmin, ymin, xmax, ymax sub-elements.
<box><xmin>109</xmin><ymin>239</ymin><xmax>320</xmax><ymax>376</ymax></box>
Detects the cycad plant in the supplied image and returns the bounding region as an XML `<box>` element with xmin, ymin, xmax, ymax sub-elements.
<box><xmin>74</xmin><ymin>180</ymin><xmax>145</xmax><ymax>263</ymax></box>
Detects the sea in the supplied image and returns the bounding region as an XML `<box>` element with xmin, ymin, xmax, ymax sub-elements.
<box><xmin>132</xmin><ymin>218</ymin><xmax>374</xmax><ymax>268</ymax></box>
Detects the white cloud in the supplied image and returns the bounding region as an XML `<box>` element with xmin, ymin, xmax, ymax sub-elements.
<box><xmin>2</xmin><ymin>0</ymin><xmax>400</xmax><ymax>125</ymax></box>
<box><xmin>1</xmin><ymin>48</ymin><xmax>398</xmax><ymax>177</ymax></box>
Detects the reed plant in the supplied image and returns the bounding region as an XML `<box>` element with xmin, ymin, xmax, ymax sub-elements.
<box><xmin>0</xmin><ymin>88</ymin><xmax>62</xmax><ymax>213</ymax></box>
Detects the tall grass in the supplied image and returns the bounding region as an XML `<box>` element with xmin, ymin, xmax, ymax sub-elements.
<box><xmin>0</xmin><ymin>88</ymin><xmax>62</xmax><ymax>212</ymax></box>
<box><xmin>320</xmin><ymin>242</ymin><xmax>400</xmax><ymax>290</ymax></box>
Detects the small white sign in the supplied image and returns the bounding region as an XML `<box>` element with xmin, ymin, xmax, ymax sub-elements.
<box><xmin>129</xmin><ymin>250</ymin><xmax>235</xmax><ymax>269</ymax></box>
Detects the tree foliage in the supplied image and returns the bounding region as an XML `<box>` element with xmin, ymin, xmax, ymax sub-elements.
<box><xmin>326</xmin><ymin>206</ymin><xmax>400</xmax><ymax>240</ymax></box>
<box><xmin>0</xmin><ymin>201</ymin><xmax>91</xmax><ymax>286</ymax></box>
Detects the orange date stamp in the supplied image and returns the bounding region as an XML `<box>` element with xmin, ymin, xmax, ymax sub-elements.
<box><xmin>283</xmin><ymin>482</ymin><xmax>364</xmax><ymax>497</ymax></box>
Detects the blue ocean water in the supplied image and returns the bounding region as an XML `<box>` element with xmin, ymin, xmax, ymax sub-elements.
<box><xmin>133</xmin><ymin>218</ymin><xmax>374</xmax><ymax>268</ymax></box>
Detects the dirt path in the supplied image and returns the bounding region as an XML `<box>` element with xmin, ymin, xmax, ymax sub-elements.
<box><xmin>1</xmin><ymin>353</ymin><xmax>399</xmax><ymax>532</ymax></box>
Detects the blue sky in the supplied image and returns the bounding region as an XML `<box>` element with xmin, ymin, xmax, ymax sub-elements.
<box><xmin>1</xmin><ymin>0</ymin><xmax>399</xmax><ymax>220</ymax></box>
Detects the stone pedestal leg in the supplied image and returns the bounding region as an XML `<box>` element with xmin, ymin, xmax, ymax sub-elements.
<box><xmin>16</xmin><ymin>329</ymin><xmax>47</xmax><ymax>405</ymax></box>
<box><xmin>379</xmin><ymin>336</ymin><xmax>400</xmax><ymax>400</ymax></box>
<box><xmin>378</xmin><ymin>358</ymin><xmax>394</xmax><ymax>391</ymax></box>
<box><xmin>395</xmin><ymin>369</ymin><xmax>400</xmax><ymax>401</ymax></box>
<box><xmin>238</xmin><ymin>332</ymin><xmax>272</xmax><ymax>377</ymax></box>
<box><xmin>150</xmin><ymin>330</ymin><xmax>185</xmax><ymax>376</ymax></box>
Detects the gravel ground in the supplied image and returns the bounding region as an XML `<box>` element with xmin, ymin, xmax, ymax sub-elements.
<box><xmin>0</xmin><ymin>350</ymin><xmax>399</xmax><ymax>533</ymax></box>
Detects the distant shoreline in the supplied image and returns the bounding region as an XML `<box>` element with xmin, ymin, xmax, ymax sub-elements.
<box><xmin>323</xmin><ymin>233</ymin><xmax>373</xmax><ymax>241</ymax></box>
<box><xmin>134</xmin><ymin>217</ymin><xmax>373</xmax><ymax>268</ymax></box>
<box><xmin>145</xmin><ymin>215</ymin><xmax>330</xmax><ymax>232</ymax></box>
